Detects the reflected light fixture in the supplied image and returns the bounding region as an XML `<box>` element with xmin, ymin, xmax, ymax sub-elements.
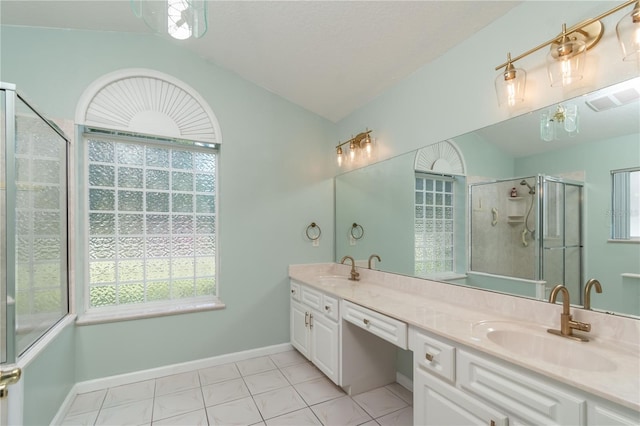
<box><xmin>131</xmin><ymin>0</ymin><xmax>208</xmax><ymax>40</ymax></box>
<box><xmin>336</xmin><ymin>130</ymin><xmax>374</xmax><ymax>166</ymax></box>
<box><xmin>495</xmin><ymin>53</ymin><xmax>526</xmax><ymax>107</ymax></box>
<box><xmin>540</xmin><ymin>103</ymin><xmax>579</xmax><ymax>142</ymax></box>
<box><xmin>494</xmin><ymin>0</ymin><xmax>637</xmax><ymax>106</ymax></box>
<box><xmin>617</xmin><ymin>0</ymin><xmax>640</xmax><ymax>61</ymax></box>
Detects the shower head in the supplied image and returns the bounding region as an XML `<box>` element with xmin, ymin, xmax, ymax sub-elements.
<box><xmin>520</xmin><ymin>180</ymin><xmax>536</xmax><ymax>194</ymax></box>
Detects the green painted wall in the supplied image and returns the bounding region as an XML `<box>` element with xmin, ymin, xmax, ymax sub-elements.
<box><xmin>20</xmin><ymin>324</ymin><xmax>76</xmax><ymax>426</ymax></box>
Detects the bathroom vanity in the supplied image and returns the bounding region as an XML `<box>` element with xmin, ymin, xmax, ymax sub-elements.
<box><xmin>289</xmin><ymin>263</ymin><xmax>640</xmax><ymax>425</ymax></box>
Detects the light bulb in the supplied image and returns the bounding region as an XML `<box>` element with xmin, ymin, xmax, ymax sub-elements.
<box><xmin>336</xmin><ymin>146</ymin><xmax>343</xmax><ymax>167</ymax></box>
<box><xmin>168</xmin><ymin>0</ymin><xmax>192</xmax><ymax>40</ymax></box>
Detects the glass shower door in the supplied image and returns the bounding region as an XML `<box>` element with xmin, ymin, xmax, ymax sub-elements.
<box><xmin>0</xmin><ymin>83</ymin><xmax>69</xmax><ymax>423</ymax></box>
<box><xmin>541</xmin><ymin>178</ymin><xmax>583</xmax><ymax>303</ymax></box>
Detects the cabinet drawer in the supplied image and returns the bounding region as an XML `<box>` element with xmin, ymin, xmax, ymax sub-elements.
<box><xmin>342</xmin><ymin>300</ymin><xmax>408</xmax><ymax>349</ymax></box>
<box><xmin>458</xmin><ymin>350</ymin><xmax>586</xmax><ymax>425</ymax></box>
<box><xmin>290</xmin><ymin>281</ymin><xmax>301</xmax><ymax>301</ymax></box>
<box><xmin>409</xmin><ymin>327</ymin><xmax>455</xmax><ymax>383</ymax></box>
<box><xmin>322</xmin><ymin>294</ymin><xmax>339</xmax><ymax>321</ymax></box>
<box><xmin>301</xmin><ymin>286</ymin><xmax>322</xmax><ymax>311</ymax></box>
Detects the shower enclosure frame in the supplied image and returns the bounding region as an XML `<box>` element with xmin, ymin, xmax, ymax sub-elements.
<box><xmin>1</xmin><ymin>82</ymin><xmax>71</xmax><ymax>368</ymax></box>
<box><xmin>467</xmin><ymin>174</ymin><xmax>584</xmax><ymax>302</ymax></box>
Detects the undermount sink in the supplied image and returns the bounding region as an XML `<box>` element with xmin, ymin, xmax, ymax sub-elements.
<box><xmin>475</xmin><ymin>322</ymin><xmax>616</xmax><ymax>372</ymax></box>
<box><xmin>317</xmin><ymin>275</ymin><xmax>352</xmax><ymax>286</ymax></box>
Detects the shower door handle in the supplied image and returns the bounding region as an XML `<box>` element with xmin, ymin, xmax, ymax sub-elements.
<box><xmin>0</xmin><ymin>366</ymin><xmax>21</xmax><ymax>398</ymax></box>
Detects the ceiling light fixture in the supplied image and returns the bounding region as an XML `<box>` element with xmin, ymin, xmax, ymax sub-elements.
<box><xmin>336</xmin><ymin>130</ymin><xmax>374</xmax><ymax>167</ymax></box>
<box><xmin>494</xmin><ymin>0</ymin><xmax>637</xmax><ymax>106</ymax></box>
<box><xmin>131</xmin><ymin>0</ymin><xmax>208</xmax><ymax>40</ymax></box>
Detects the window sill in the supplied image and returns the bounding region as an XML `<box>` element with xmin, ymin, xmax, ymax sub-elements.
<box><xmin>76</xmin><ymin>298</ymin><xmax>226</xmax><ymax>326</ymax></box>
<box><xmin>608</xmin><ymin>238</ymin><xmax>640</xmax><ymax>244</ymax></box>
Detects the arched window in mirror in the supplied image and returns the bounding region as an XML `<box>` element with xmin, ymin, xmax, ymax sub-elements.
<box><xmin>414</xmin><ymin>141</ymin><xmax>466</xmax><ymax>278</ymax></box>
<box><xmin>611</xmin><ymin>167</ymin><xmax>640</xmax><ymax>241</ymax></box>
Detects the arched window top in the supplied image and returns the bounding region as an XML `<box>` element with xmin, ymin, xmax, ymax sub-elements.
<box><xmin>75</xmin><ymin>68</ymin><xmax>221</xmax><ymax>144</ymax></box>
<box><xmin>415</xmin><ymin>140</ymin><xmax>466</xmax><ymax>176</ymax></box>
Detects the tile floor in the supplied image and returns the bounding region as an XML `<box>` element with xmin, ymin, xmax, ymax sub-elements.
<box><xmin>59</xmin><ymin>349</ymin><xmax>413</xmax><ymax>425</ymax></box>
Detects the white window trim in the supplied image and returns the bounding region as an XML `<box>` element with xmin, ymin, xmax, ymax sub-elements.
<box><xmin>81</xmin><ymin>132</ymin><xmax>221</xmax><ymax>320</ymax></box>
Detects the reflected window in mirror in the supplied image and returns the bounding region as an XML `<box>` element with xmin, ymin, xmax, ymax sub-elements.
<box><xmin>611</xmin><ymin>168</ymin><xmax>640</xmax><ymax>242</ymax></box>
<box><xmin>415</xmin><ymin>174</ymin><xmax>459</xmax><ymax>277</ymax></box>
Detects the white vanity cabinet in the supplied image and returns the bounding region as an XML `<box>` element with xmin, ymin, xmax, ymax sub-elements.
<box><xmin>290</xmin><ymin>280</ymin><xmax>340</xmax><ymax>384</ymax></box>
<box><xmin>410</xmin><ymin>325</ymin><xmax>640</xmax><ymax>426</ymax></box>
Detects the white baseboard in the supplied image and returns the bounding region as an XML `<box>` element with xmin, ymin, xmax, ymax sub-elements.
<box><xmin>50</xmin><ymin>342</ymin><xmax>293</xmax><ymax>425</ymax></box>
<box><xmin>396</xmin><ymin>371</ymin><xmax>413</xmax><ymax>392</ymax></box>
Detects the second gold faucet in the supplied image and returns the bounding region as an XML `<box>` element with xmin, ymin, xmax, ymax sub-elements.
<box><xmin>340</xmin><ymin>256</ymin><xmax>360</xmax><ymax>281</ymax></box>
<box><xmin>547</xmin><ymin>284</ymin><xmax>591</xmax><ymax>342</ymax></box>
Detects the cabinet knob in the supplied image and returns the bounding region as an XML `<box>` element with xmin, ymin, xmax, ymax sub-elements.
<box><xmin>363</xmin><ymin>318</ymin><xmax>370</xmax><ymax>326</ymax></box>
<box><xmin>425</xmin><ymin>353</ymin><xmax>434</xmax><ymax>362</ymax></box>
<box><xmin>490</xmin><ymin>421</ymin><xmax>496</xmax><ymax>426</ymax></box>
<box><xmin>291</xmin><ymin>289</ymin><xmax>295</xmax><ymax>294</ymax></box>
<box><xmin>325</xmin><ymin>305</ymin><xmax>330</xmax><ymax>311</ymax></box>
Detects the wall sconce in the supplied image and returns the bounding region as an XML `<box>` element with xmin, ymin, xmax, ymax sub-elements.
<box><xmin>336</xmin><ymin>130</ymin><xmax>374</xmax><ymax>166</ymax></box>
<box><xmin>131</xmin><ymin>0</ymin><xmax>208</xmax><ymax>40</ymax></box>
<box><xmin>540</xmin><ymin>103</ymin><xmax>579</xmax><ymax>142</ymax></box>
<box><xmin>495</xmin><ymin>0</ymin><xmax>638</xmax><ymax>106</ymax></box>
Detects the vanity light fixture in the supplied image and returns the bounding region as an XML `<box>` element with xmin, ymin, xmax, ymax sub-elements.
<box><xmin>131</xmin><ymin>0</ymin><xmax>208</xmax><ymax>40</ymax></box>
<box><xmin>336</xmin><ymin>130</ymin><xmax>374</xmax><ymax>166</ymax></box>
<box><xmin>540</xmin><ymin>103</ymin><xmax>579</xmax><ymax>142</ymax></box>
<box><xmin>494</xmin><ymin>0</ymin><xmax>637</xmax><ymax>105</ymax></box>
<box><xmin>617</xmin><ymin>1</ymin><xmax>640</xmax><ymax>61</ymax></box>
<box><xmin>495</xmin><ymin>53</ymin><xmax>526</xmax><ymax>107</ymax></box>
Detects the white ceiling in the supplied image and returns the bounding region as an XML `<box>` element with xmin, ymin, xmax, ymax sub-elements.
<box><xmin>0</xmin><ymin>0</ymin><xmax>521</xmax><ymax>122</ymax></box>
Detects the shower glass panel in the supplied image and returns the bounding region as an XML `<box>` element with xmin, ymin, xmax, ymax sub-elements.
<box><xmin>1</xmin><ymin>83</ymin><xmax>69</xmax><ymax>361</ymax></box>
<box><xmin>469</xmin><ymin>175</ymin><xmax>583</xmax><ymax>301</ymax></box>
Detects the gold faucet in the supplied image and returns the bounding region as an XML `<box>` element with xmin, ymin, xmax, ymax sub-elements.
<box><xmin>368</xmin><ymin>254</ymin><xmax>381</xmax><ymax>270</ymax></box>
<box><xmin>583</xmin><ymin>278</ymin><xmax>602</xmax><ymax>310</ymax></box>
<box><xmin>547</xmin><ymin>284</ymin><xmax>591</xmax><ymax>342</ymax></box>
<box><xmin>340</xmin><ymin>256</ymin><xmax>360</xmax><ymax>281</ymax></box>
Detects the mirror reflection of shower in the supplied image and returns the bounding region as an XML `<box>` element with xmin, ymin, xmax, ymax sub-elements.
<box><xmin>469</xmin><ymin>175</ymin><xmax>583</xmax><ymax>303</ymax></box>
<box><xmin>520</xmin><ymin>179</ymin><xmax>536</xmax><ymax>245</ymax></box>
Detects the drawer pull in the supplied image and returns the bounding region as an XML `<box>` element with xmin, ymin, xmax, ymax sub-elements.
<box><xmin>490</xmin><ymin>421</ymin><xmax>496</xmax><ymax>426</ymax></box>
<box><xmin>305</xmin><ymin>312</ymin><xmax>309</xmax><ymax>327</ymax></box>
<box><xmin>425</xmin><ymin>352</ymin><xmax>434</xmax><ymax>362</ymax></box>
<box><xmin>363</xmin><ymin>318</ymin><xmax>370</xmax><ymax>326</ymax></box>
<box><xmin>325</xmin><ymin>305</ymin><xmax>330</xmax><ymax>311</ymax></box>
<box><xmin>309</xmin><ymin>313</ymin><xmax>314</xmax><ymax>329</ymax></box>
<box><xmin>291</xmin><ymin>289</ymin><xmax>295</xmax><ymax>294</ymax></box>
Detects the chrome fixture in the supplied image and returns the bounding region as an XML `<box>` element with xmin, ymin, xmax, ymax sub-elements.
<box><xmin>340</xmin><ymin>255</ymin><xmax>360</xmax><ymax>281</ymax></box>
<box><xmin>547</xmin><ymin>284</ymin><xmax>591</xmax><ymax>342</ymax></box>
<box><xmin>368</xmin><ymin>254</ymin><xmax>381</xmax><ymax>270</ymax></box>
<box><xmin>336</xmin><ymin>130</ymin><xmax>374</xmax><ymax>166</ymax></box>
<box><xmin>540</xmin><ymin>103</ymin><xmax>579</xmax><ymax>142</ymax></box>
<box><xmin>131</xmin><ymin>0</ymin><xmax>208</xmax><ymax>40</ymax></box>
<box><xmin>494</xmin><ymin>0</ymin><xmax>639</xmax><ymax>105</ymax></box>
<box><xmin>584</xmin><ymin>278</ymin><xmax>603</xmax><ymax>310</ymax></box>
<box><xmin>520</xmin><ymin>179</ymin><xmax>535</xmax><ymax>195</ymax></box>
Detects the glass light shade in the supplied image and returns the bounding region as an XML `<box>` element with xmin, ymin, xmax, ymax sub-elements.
<box><xmin>131</xmin><ymin>0</ymin><xmax>208</xmax><ymax>40</ymax></box>
<box><xmin>539</xmin><ymin>104</ymin><xmax>579</xmax><ymax>141</ymax></box>
<box><xmin>616</xmin><ymin>4</ymin><xmax>640</xmax><ymax>61</ymax></box>
<box><xmin>547</xmin><ymin>39</ymin><xmax>586</xmax><ymax>87</ymax></box>
<box><xmin>494</xmin><ymin>66</ymin><xmax>526</xmax><ymax>107</ymax></box>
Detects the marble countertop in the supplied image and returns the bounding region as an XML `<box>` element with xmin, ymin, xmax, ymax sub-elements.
<box><xmin>289</xmin><ymin>263</ymin><xmax>640</xmax><ymax>412</ymax></box>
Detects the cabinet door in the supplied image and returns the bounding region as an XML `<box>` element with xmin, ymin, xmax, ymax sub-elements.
<box><xmin>414</xmin><ymin>368</ymin><xmax>508</xmax><ymax>426</ymax></box>
<box><xmin>310</xmin><ymin>312</ymin><xmax>340</xmax><ymax>384</ymax></box>
<box><xmin>291</xmin><ymin>300</ymin><xmax>310</xmax><ymax>359</ymax></box>
<box><xmin>588</xmin><ymin>403</ymin><xmax>640</xmax><ymax>425</ymax></box>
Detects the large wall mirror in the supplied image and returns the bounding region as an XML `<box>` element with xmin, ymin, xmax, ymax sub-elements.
<box><xmin>335</xmin><ymin>76</ymin><xmax>640</xmax><ymax>318</ymax></box>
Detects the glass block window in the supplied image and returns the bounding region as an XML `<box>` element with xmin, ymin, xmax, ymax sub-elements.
<box><xmin>86</xmin><ymin>135</ymin><xmax>217</xmax><ymax>309</ymax></box>
<box><xmin>415</xmin><ymin>174</ymin><xmax>454</xmax><ymax>276</ymax></box>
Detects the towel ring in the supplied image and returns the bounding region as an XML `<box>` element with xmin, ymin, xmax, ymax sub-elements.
<box><xmin>350</xmin><ymin>223</ymin><xmax>364</xmax><ymax>240</ymax></box>
<box><xmin>305</xmin><ymin>222</ymin><xmax>321</xmax><ymax>241</ymax></box>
